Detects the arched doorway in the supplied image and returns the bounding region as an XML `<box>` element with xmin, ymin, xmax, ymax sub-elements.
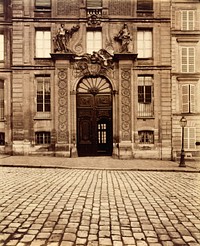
<box><xmin>76</xmin><ymin>76</ymin><xmax>113</xmax><ymax>156</ymax></box>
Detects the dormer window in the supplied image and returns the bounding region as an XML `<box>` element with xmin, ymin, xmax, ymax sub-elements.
<box><xmin>87</xmin><ymin>0</ymin><xmax>102</xmax><ymax>8</ymax></box>
<box><xmin>35</xmin><ymin>0</ymin><xmax>51</xmax><ymax>10</ymax></box>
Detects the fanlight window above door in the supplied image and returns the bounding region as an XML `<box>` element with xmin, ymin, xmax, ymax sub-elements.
<box><xmin>77</xmin><ymin>77</ymin><xmax>112</xmax><ymax>94</ymax></box>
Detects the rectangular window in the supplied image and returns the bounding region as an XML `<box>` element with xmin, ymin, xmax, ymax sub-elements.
<box><xmin>35</xmin><ymin>0</ymin><xmax>51</xmax><ymax>9</ymax></box>
<box><xmin>0</xmin><ymin>80</ymin><xmax>4</xmax><ymax>120</ymax></box>
<box><xmin>181</xmin><ymin>47</ymin><xmax>195</xmax><ymax>73</ymax></box>
<box><xmin>137</xmin><ymin>30</ymin><xmax>152</xmax><ymax>58</ymax></box>
<box><xmin>87</xmin><ymin>0</ymin><xmax>102</xmax><ymax>8</ymax></box>
<box><xmin>36</xmin><ymin>30</ymin><xmax>51</xmax><ymax>58</ymax></box>
<box><xmin>182</xmin><ymin>84</ymin><xmax>195</xmax><ymax>113</ymax></box>
<box><xmin>184</xmin><ymin>127</ymin><xmax>196</xmax><ymax>149</ymax></box>
<box><xmin>181</xmin><ymin>10</ymin><xmax>195</xmax><ymax>31</ymax></box>
<box><xmin>0</xmin><ymin>34</ymin><xmax>4</xmax><ymax>60</ymax></box>
<box><xmin>0</xmin><ymin>132</ymin><xmax>5</xmax><ymax>145</ymax></box>
<box><xmin>87</xmin><ymin>31</ymin><xmax>102</xmax><ymax>54</ymax></box>
<box><xmin>37</xmin><ymin>76</ymin><xmax>51</xmax><ymax>113</ymax></box>
<box><xmin>0</xmin><ymin>0</ymin><xmax>4</xmax><ymax>15</ymax></box>
<box><xmin>138</xmin><ymin>76</ymin><xmax>153</xmax><ymax>117</ymax></box>
<box><xmin>137</xmin><ymin>0</ymin><xmax>153</xmax><ymax>11</ymax></box>
<box><xmin>98</xmin><ymin>123</ymin><xmax>107</xmax><ymax>144</ymax></box>
<box><xmin>138</xmin><ymin>131</ymin><xmax>154</xmax><ymax>144</ymax></box>
<box><xmin>35</xmin><ymin>132</ymin><xmax>51</xmax><ymax>144</ymax></box>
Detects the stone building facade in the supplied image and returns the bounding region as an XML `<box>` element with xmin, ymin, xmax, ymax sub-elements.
<box><xmin>0</xmin><ymin>0</ymin><xmax>198</xmax><ymax>160</ymax></box>
<box><xmin>171</xmin><ymin>0</ymin><xmax>200</xmax><ymax>161</ymax></box>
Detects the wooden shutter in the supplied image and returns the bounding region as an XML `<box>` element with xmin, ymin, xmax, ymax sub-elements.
<box><xmin>182</xmin><ymin>84</ymin><xmax>189</xmax><ymax>113</ymax></box>
<box><xmin>190</xmin><ymin>84</ymin><xmax>195</xmax><ymax>113</ymax></box>
<box><xmin>182</xmin><ymin>11</ymin><xmax>194</xmax><ymax>30</ymax></box>
<box><xmin>35</xmin><ymin>0</ymin><xmax>51</xmax><ymax>8</ymax></box>
<box><xmin>188</xmin><ymin>11</ymin><xmax>194</xmax><ymax>30</ymax></box>
<box><xmin>189</xmin><ymin>127</ymin><xmax>196</xmax><ymax>149</ymax></box>
<box><xmin>188</xmin><ymin>47</ymin><xmax>195</xmax><ymax>73</ymax></box>
<box><xmin>87</xmin><ymin>0</ymin><xmax>102</xmax><ymax>8</ymax></box>
<box><xmin>181</xmin><ymin>47</ymin><xmax>188</xmax><ymax>73</ymax></box>
<box><xmin>181</xmin><ymin>47</ymin><xmax>195</xmax><ymax>73</ymax></box>
<box><xmin>181</xmin><ymin>11</ymin><xmax>187</xmax><ymax>30</ymax></box>
<box><xmin>184</xmin><ymin>127</ymin><xmax>196</xmax><ymax>150</ymax></box>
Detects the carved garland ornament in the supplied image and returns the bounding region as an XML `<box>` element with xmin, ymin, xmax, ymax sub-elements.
<box><xmin>121</xmin><ymin>69</ymin><xmax>131</xmax><ymax>141</ymax></box>
<box><xmin>57</xmin><ymin>69</ymin><xmax>69</xmax><ymax>142</ymax></box>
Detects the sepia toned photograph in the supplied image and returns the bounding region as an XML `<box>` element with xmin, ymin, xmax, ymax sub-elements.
<box><xmin>0</xmin><ymin>0</ymin><xmax>200</xmax><ymax>245</ymax></box>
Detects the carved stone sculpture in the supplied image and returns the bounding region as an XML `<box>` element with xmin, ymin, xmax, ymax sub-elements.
<box><xmin>53</xmin><ymin>24</ymin><xmax>80</xmax><ymax>53</ymax></box>
<box><xmin>74</xmin><ymin>49</ymin><xmax>114</xmax><ymax>77</ymax></box>
<box><xmin>114</xmin><ymin>23</ymin><xmax>132</xmax><ymax>53</ymax></box>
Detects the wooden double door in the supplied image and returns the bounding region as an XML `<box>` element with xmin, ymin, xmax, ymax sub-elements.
<box><xmin>77</xmin><ymin>92</ymin><xmax>113</xmax><ymax>156</ymax></box>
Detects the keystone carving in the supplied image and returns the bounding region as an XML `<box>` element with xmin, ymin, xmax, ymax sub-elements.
<box><xmin>74</xmin><ymin>49</ymin><xmax>114</xmax><ymax>77</ymax></box>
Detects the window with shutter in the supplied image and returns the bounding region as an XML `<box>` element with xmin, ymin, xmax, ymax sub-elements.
<box><xmin>181</xmin><ymin>47</ymin><xmax>195</xmax><ymax>73</ymax></box>
<box><xmin>182</xmin><ymin>85</ymin><xmax>189</xmax><ymax>113</ymax></box>
<box><xmin>184</xmin><ymin>127</ymin><xmax>196</xmax><ymax>149</ymax></box>
<box><xmin>137</xmin><ymin>0</ymin><xmax>153</xmax><ymax>11</ymax></box>
<box><xmin>35</xmin><ymin>0</ymin><xmax>51</xmax><ymax>9</ymax></box>
<box><xmin>181</xmin><ymin>84</ymin><xmax>196</xmax><ymax>113</ymax></box>
<box><xmin>181</xmin><ymin>10</ymin><xmax>194</xmax><ymax>31</ymax></box>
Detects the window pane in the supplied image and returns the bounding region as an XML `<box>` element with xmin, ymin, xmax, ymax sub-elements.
<box><xmin>0</xmin><ymin>34</ymin><xmax>4</xmax><ymax>60</ymax></box>
<box><xmin>137</xmin><ymin>0</ymin><xmax>153</xmax><ymax>11</ymax></box>
<box><xmin>138</xmin><ymin>131</ymin><xmax>154</xmax><ymax>144</ymax></box>
<box><xmin>35</xmin><ymin>0</ymin><xmax>51</xmax><ymax>8</ymax></box>
<box><xmin>37</xmin><ymin>77</ymin><xmax>50</xmax><ymax>112</ymax></box>
<box><xmin>87</xmin><ymin>31</ymin><xmax>102</xmax><ymax>53</ymax></box>
<box><xmin>0</xmin><ymin>0</ymin><xmax>4</xmax><ymax>14</ymax></box>
<box><xmin>36</xmin><ymin>31</ymin><xmax>51</xmax><ymax>58</ymax></box>
<box><xmin>137</xmin><ymin>31</ymin><xmax>152</xmax><ymax>58</ymax></box>
<box><xmin>87</xmin><ymin>0</ymin><xmax>102</xmax><ymax>8</ymax></box>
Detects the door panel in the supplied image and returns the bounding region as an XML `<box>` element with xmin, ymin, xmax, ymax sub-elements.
<box><xmin>77</xmin><ymin>94</ymin><xmax>112</xmax><ymax>156</ymax></box>
<box><xmin>76</xmin><ymin>76</ymin><xmax>112</xmax><ymax>157</ymax></box>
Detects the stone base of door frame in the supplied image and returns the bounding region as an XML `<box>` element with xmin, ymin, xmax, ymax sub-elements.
<box><xmin>54</xmin><ymin>144</ymin><xmax>70</xmax><ymax>157</ymax></box>
<box><xmin>118</xmin><ymin>142</ymin><xmax>133</xmax><ymax>159</ymax></box>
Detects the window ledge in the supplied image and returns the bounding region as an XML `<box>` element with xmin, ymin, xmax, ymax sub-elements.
<box><xmin>34</xmin><ymin>9</ymin><xmax>51</xmax><ymax>12</ymax></box>
<box><xmin>137</xmin><ymin>58</ymin><xmax>153</xmax><ymax>60</ymax></box>
<box><xmin>137</xmin><ymin>117</ymin><xmax>155</xmax><ymax>120</ymax></box>
<box><xmin>34</xmin><ymin>113</ymin><xmax>51</xmax><ymax>120</ymax></box>
<box><xmin>34</xmin><ymin>57</ymin><xmax>52</xmax><ymax>60</ymax></box>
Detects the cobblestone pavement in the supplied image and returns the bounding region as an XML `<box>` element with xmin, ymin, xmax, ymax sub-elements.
<box><xmin>0</xmin><ymin>167</ymin><xmax>200</xmax><ymax>246</ymax></box>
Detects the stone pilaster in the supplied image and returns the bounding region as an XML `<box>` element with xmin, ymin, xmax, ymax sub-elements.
<box><xmin>51</xmin><ymin>53</ymin><xmax>74</xmax><ymax>156</ymax></box>
<box><xmin>114</xmin><ymin>53</ymin><xmax>137</xmax><ymax>159</ymax></box>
